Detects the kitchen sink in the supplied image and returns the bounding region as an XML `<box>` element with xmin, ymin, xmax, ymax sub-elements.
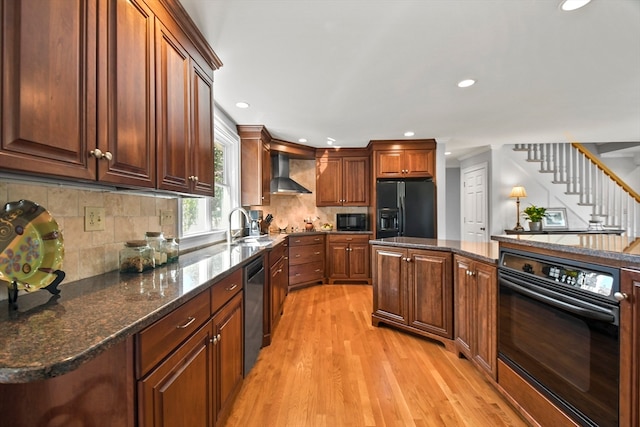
<box><xmin>231</xmin><ymin>235</ymin><xmax>276</xmax><ymax>247</ymax></box>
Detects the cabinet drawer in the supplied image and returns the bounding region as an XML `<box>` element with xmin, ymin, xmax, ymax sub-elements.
<box><xmin>289</xmin><ymin>234</ymin><xmax>324</xmax><ymax>246</ymax></box>
<box><xmin>211</xmin><ymin>268</ymin><xmax>243</xmax><ymax>314</ymax></box>
<box><xmin>269</xmin><ymin>241</ymin><xmax>288</xmax><ymax>267</ymax></box>
<box><xmin>136</xmin><ymin>289</ymin><xmax>211</xmax><ymax>377</ymax></box>
<box><xmin>328</xmin><ymin>234</ymin><xmax>370</xmax><ymax>244</ymax></box>
<box><xmin>289</xmin><ymin>261</ymin><xmax>324</xmax><ymax>285</ymax></box>
<box><xmin>289</xmin><ymin>243</ymin><xmax>324</xmax><ymax>266</ymax></box>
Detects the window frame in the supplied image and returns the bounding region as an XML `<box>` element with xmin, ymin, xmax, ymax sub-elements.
<box><xmin>178</xmin><ymin>108</ymin><xmax>240</xmax><ymax>252</ymax></box>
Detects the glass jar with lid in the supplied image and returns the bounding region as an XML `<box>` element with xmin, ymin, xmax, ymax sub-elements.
<box><xmin>145</xmin><ymin>231</ymin><xmax>167</xmax><ymax>266</ymax></box>
<box><xmin>120</xmin><ymin>240</ymin><xmax>155</xmax><ymax>273</ymax></box>
<box><xmin>163</xmin><ymin>237</ymin><xmax>179</xmax><ymax>264</ymax></box>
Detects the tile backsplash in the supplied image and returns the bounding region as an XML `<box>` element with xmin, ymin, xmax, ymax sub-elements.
<box><xmin>0</xmin><ymin>178</ymin><xmax>178</xmax><ymax>300</ymax></box>
<box><xmin>254</xmin><ymin>158</ymin><xmax>369</xmax><ymax>232</ymax></box>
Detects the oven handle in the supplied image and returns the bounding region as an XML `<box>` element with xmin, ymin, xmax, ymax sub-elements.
<box><xmin>500</xmin><ymin>276</ymin><xmax>616</xmax><ymax>323</ymax></box>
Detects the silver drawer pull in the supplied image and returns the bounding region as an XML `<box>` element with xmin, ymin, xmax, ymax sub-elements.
<box><xmin>294</xmin><ymin>239</ymin><xmax>301</xmax><ymax>243</ymax></box>
<box><xmin>314</xmin><ymin>238</ymin><xmax>320</xmax><ymax>241</ymax></box>
<box><xmin>315</xmin><ymin>269</ymin><xmax>321</xmax><ymax>272</ymax></box>
<box><xmin>295</xmin><ymin>273</ymin><xmax>301</xmax><ymax>277</ymax></box>
<box><xmin>346</xmin><ymin>238</ymin><xmax>352</xmax><ymax>241</ymax></box>
<box><xmin>295</xmin><ymin>254</ymin><xmax>301</xmax><ymax>258</ymax></box>
<box><xmin>177</xmin><ymin>316</ymin><xmax>196</xmax><ymax>329</ymax></box>
<box><xmin>225</xmin><ymin>284</ymin><xmax>238</xmax><ymax>291</ymax></box>
<box><xmin>314</xmin><ymin>251</ymin><xmax>320</xmax><ymax>255</ymax></box>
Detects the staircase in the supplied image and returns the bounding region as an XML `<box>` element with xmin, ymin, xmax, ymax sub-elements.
<box><xmin>513</xmin><ymin>143</ymin><xmax>639</xmax><ymax>238</ymax></box>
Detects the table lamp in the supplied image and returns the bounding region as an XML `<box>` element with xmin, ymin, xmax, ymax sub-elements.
<box><xmin>509</xmin><ymin>186</ymin><xmax>527</xmax><ymax>231</ymax></box>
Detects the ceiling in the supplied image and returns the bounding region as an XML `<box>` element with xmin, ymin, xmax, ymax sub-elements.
<box><xmin>179</xmin><ymin>0</ymin><xmax>640</xmax><ymax>161</ymax></box>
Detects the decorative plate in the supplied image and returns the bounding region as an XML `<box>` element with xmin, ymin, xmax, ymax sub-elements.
<box><xmin>0</xmin><ymin>200</ymin><xmax>64</xmax><ymax>291</ymax></box>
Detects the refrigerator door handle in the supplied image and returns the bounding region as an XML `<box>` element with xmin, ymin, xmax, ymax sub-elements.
<box><xmin>399</xmin><ymin>196</ymin><xmax>405</xmax><ymax>236</ymax></box>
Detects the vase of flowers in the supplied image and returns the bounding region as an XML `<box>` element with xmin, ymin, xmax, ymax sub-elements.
<box><xmin>523</xmin><ymin>205</ymin><xmax>547</xmax><ymax>231</ymax></box>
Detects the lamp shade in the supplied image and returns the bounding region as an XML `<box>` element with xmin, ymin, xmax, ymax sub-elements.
<box><xmin>509</xmin><ymin>186</ymin><xmax>527</xmax><ymax>198</ymax></box>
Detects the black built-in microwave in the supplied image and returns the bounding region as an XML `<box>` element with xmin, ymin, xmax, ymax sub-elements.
<box><xmin>336</xmin><ymin>213</ymin><xmax>368</xmax><ymax>231</ymax></box>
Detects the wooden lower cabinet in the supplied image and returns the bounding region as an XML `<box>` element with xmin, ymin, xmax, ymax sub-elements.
<box><xmin>288</xmin><ymin>234</ymin><xmax>325</xmax><ymax>290</ymax></box>
<box><xmin>137</xmin><ymin>273</ymin><xmax>244</xmax><ymax>427</ymax></box>
<box><xmin>138</xmin><ymin>320</ymin><xmax>213</xmax><ymax>427</ymax></box>
<box><xmin>620</xmin><ymin>268</ymin><xmax>640</xmax><ymax>427</ymax></box>
<box><xmin>327</xmin><ymin>233</ymin><xmax>371</xmax><ymax>283</ymax></box>
<box><xmin>268</xmin><ymin>239</ymin><xmax>289</xmax><ymax>342</ymax></box>
<box><xmin>453</xmin><ymin>255</ymin><xmax>497</xmax><ymax>379</ymax></box>
<box><xmin>372</xmin><ymin>245</ymin><xmax>453</xmax><ymax>349</ymax></box>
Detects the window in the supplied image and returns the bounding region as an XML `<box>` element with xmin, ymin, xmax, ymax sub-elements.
<box><xmin>179</xmin><ymin>110</ymin><xmax>239</xmax><ymax>250</ymax></box>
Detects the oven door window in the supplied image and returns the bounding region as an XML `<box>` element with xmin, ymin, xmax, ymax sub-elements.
<box><xmin>499</xmin><ymin>283</ymin><xmax>619</xmax><ymax>427</ymax></box>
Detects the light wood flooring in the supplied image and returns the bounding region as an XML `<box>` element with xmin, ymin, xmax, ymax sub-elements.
<box><xmin>223</xmin><ymin>284</ymin><xmax>528</xmax><ymax>427</ymax></box>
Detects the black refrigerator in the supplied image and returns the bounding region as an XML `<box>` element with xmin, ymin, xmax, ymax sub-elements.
<box><xmin>376</xmin><ymin>179</ymin><xmax>436</xmax><ymax>239</ymax></box>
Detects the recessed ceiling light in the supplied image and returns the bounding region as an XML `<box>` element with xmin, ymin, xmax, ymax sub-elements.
<box><xmin>404</xmin><ymin>131</ymin><xmax>415</xmax><ymax>137</ymax></box>
<box><xmin>298</xmin><ymin>138</ymin><xmax>307</xmax><ymax>143</ymax></box>
<box><xmin>560</xmin><ymin>0</ymin><xmax>592</xmax><ymax>11</ymax></box>
<box><xmin>235</xmin><ymin>101</ymin><xmax>250</xmax><ymax>108</ymax></box>
<box><xmin>457</xmin><ymin>79</ymin><xmax>476</xmax><ymax>88</ymax></box>
<box><xmin>327</xmin><ymin>137</ymin><xmax>336</xmax><ymax>145</ymax></box>
<box><xmin>444</xmin><ymin>151</ymin><xmax>452</xmax><ymax>156</ymax></box>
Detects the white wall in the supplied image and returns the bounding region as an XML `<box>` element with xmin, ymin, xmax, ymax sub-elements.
<box><xmin>445</xmin><ymin>166</ymin><xmax>461</xmax><ymax>240</ymax></box>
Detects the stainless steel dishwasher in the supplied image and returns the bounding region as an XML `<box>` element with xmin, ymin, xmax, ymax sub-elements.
<box><xmin>244</xmin><ymin>256</ymin><xmax>264</xmax><ymax>376</ymax></box>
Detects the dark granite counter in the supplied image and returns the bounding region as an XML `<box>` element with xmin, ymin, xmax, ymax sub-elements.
<box><xmin>492</xmin><ymin>234</ymin><xmax>640</xmax><ymax>266</ymax></box>
<box><xmin>0</xmin><ymin>235</ymin><xmax>286</xmax><ymax>383</ymax></box>
<box><xmin>369</xmin><ymin>237</ymin><xmax>499</xmax><ymax>264</ymax></box>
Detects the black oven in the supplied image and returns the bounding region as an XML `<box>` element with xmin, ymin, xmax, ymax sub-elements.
<box><xmin>336</xmin><ymin>213</ymin><xmax>368</xmax><ymax>231</ymax></box>
<box><xmin>498</xmin><ymin>248</ymin><xmax>620</xmax><ymax>427</ymax></box>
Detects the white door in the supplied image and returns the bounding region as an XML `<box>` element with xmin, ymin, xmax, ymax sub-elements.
<box><xmin>462</xmin><ymin>164</ymin><xmax>488</xmax><ymax>242</ymax></box>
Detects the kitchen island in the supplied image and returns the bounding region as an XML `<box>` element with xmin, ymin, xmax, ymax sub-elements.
<box><xmin>370</xmin><ymin>234</ymin><xmax>640</xmax><ymax>427</ymax></box>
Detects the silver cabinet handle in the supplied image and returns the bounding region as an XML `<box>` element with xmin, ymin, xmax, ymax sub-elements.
<box><xmin>314</xmin><ymin>251</ymin><xmax>320</xmax><ymax>255</ymax></box>
<box><xmin>176</xmin><ymin>316</ymin><xmax>196</xmax><ymax>329</ymax></box>
<box><xmin>225</xmin><ymin>283</ymin><xmax>238</xmax><ymax>291</ymax></box>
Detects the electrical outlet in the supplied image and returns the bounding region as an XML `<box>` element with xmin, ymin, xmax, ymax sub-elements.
<box><xmin>160</xmin><ymin>210</ymin><xmax>174</xmax><ymax>226</ymax></box>
<box><xmin>84</xmin><ymin>207</ymin><xmax>105</xmax><ymax>231</ymax></box>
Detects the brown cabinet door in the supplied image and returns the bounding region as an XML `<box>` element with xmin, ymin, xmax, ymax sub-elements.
<box><xmin>156</xmin><ymin>19</ymin><xmax>191</xmax><ymax>193</ymax></box>
<box><xmin>240</xmin><ymin>136</ymin><xmax>270</xmax><ymax>206</ymax></box>
<box><xmin>348</xmin><ymin>242</ymin><xmax>370</xmax><ymax>280</ymax></box>
<box><xmin>376</xmin><ymin>150</ymin><xmax>404</xmax><ymax>178</ymax></box>
<box><xmin>342</xmin><ymin>156</ymin><xmax>369</xmax><ymax>206</ymax></box>
<box><xmin>190</xmin><ymin>62</ymin><xmax>215</xmax><ymax>196</ymax></box>
<box><xmin>213</xmin><ymin>292</ymin><xmax>244</xmax><ymax>426</ymax></box>
<box><xmin>454</xmin><ymin>255</ymin><xmax>473</xmax><ymax>358</ymax></box>
<box><xmin>1</xmin><ymin>0</ymin><xmax>97</xmax><ymax>180</ymax></box>
<box><xmin>372</xmin><ymin>246</ymin><xmax>408</xmax><ymax>324</ymax></box>
<box><xmin>328</xmin><ymin>242</ymin><xmax>349</xmax><ymax>280</ymax></box>
<box><xmin>316</xmin><ymin>157</ymin><xmax>342</xmax><ymax>206</ymax></box>
<box><xmin>472</xmin><ymin>261</ymin><xmax>497</xmax><ymax>379</ymax></box>
<box><xmin>261</xmin><ymin>141</ymin><xmax>271</xmax><ymax>205</ymax></box>
<box><xmin>99</xmin><ymin>0</ymin><xmax>156</xmax><ymax>187</ymax></box>
<box><xmin>404</xmin><ymin>149</ymin><xmax>434</xmax><ymax>177</ymax></box>
<box><xmin>408</xmin><ymin>249</ymin><xmax>452</xmax><ymax>338</ymax></box>
<box><xmin>138</xmin><ymin>321</ymin><xmax>213</xmax><ymax>427</ymax></box>
<box><xmin>620</xmin><ymin>268</ymin><xmax>640</xmax><ymax>427</ymax></box>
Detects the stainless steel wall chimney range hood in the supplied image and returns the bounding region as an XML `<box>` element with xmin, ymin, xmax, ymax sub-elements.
<box><xmin>270</xmin><ymin>153</ymin><xmax>311</xmax><ymax>194</ymax></box>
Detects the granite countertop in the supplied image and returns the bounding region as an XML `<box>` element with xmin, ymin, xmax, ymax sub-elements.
<box><xmin>492</xmin><ymin>234</ymin><xmax>640</xmax><ymax>266</ymax></box>
<box><xmin>0</xmin><ymin>235</ymin><xmax>286</xmax><ymax>384</ymax></box>
<box><xmin>369</xmin><ymin>237</ymin><xmax>500</xmax><ymax>264</ymax></box>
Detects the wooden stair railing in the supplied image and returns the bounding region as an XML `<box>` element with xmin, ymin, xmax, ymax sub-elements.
<box><xmin>513</xmin><ymin>143</ymin><xmax>638</xmax><ymax>238</ymax></box>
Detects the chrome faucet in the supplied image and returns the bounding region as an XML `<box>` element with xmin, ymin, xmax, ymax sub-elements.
<box><xmin>228</xmin><ymin>206</ymin><xmax>251</xmax><ymax>245</ymax></box>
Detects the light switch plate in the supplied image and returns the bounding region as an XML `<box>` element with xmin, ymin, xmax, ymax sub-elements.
<box><xmin>160</xmin><ymin>210</ymin><xmax>174</xmax><ymax>226</ymax></box>
<box><xmin>85</xmin><ymin>207</ymin><xmax>105</xmax><ymax>231</ymax></box>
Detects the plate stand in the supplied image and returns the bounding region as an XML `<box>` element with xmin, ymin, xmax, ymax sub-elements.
<box><xmin>7</xmin><ymin>269</ymin><xmax>65</xmax><ymax>310</ymax></box>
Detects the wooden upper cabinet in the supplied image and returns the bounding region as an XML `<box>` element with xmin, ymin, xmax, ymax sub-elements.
<box><xmin>155</xmin><ymin>19</ymin><xmax>215</xmax><ymax>196</ymax></box>
<box><xmin>1</xmin><ymin>0</ymin><xmax>220</xmax><ymax>195</ymax></box>
<box><xmin>99</xmin><ymin>0</ymin><xmax>156</xmax><ymax>187</ymax></box>
<box><xmin>238</xmin><ymin>125</ymin><xmax>271</xmax><ymax>206</ymax></box>
<box><xmin>316</xmin><ymin>150</ymin><xmax>369</xmax><ymax>206</ymax></box>
<box><xmin>370</xmin><ymin>140</ymin><xmax>436</xmax><ymax>179</ymax></box>
<box><xmin>0</xmin><ymin>0</ymin><xmax>97</xmax><ymax>180</ymax></box>
<box><xmin>376</xmin><ymin>149</ymin><xmax>434</xmax><ymax>178</ymax></box>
